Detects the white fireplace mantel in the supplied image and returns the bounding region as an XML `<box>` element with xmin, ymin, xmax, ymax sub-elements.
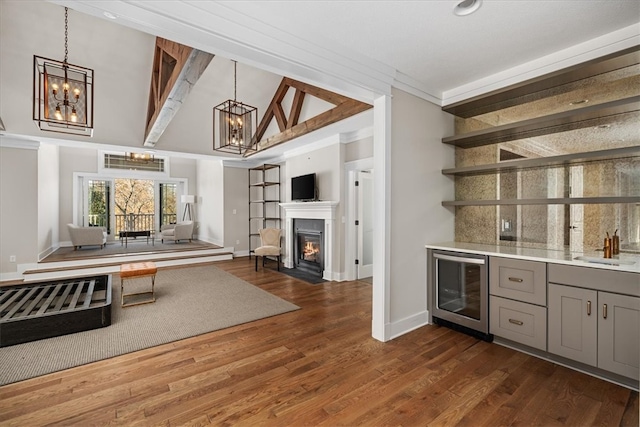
<box><xmin>280</xmin><ymin>201</ymin><xmax>339</xmax><ymax>280</ymax></box>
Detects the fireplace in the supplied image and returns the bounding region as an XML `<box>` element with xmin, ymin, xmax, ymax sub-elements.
<box><xmin>294</xmin><ymin>219</ymin><xmax>324</xmax><ymax>276</ymax></box>
<box><xmin>280</xmin><ymin>201</ymin><xmax>338</xmax><ymax>281</ymax></box>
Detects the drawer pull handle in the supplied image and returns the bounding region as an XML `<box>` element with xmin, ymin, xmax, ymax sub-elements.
<box><xmin>603</xmin><ymin>304</ymin><xmax>607</xmax><ymax>319</ymax></box>
<box><xmin>508</xmin><ymin>277</ymin><xmax>524</xmax><ymax>283</ymax></box>
<box><xmin>508</xmin><ymin>319</ymin><xmax>524</xmax><ymax>326</ymax></box>
<box><xmin>587</xmin><ymin>300</ymin><xmax>591</xmax><ymax>316</ymax></box>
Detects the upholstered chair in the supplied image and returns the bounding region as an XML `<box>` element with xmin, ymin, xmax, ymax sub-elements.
<box><xmin>160</xmin><ymin>221</ymin><xmax>194</xmax><ymax>243</ymax></box>
<box><xmin>67</xmin><ymin>224</ymin><xmax>107</xmax><ymax>250</ymax></box>
<box><xmin>255</xmin><ymin>228</ymin><xmax>282</xmax><ymax>271</ymax></box>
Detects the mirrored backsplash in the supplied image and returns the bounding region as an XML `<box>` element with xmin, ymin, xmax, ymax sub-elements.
<box><xmin>452</xmin><ymin>53</ymin><xmax>640</xmax><ymax>254</ymax></box>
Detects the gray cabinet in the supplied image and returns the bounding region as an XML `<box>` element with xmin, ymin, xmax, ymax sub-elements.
<box><xmin>548</xmin><ymin>283</ymin><xmax>598</xmax><ymax>366</ymax></box>
<box><xmin>598</xmin><ymin>291</ymin><xmax>640</xmax><ymax>380</ymax></box>
<box><xmin>489</xmin><ymin>257</ymin><xmax>547</xmax><ymax>350</ymax></box>
<box><xmin>548</xmin><ymin>283</ymin><xmax>640</xmax><ymax>381</ymax></box>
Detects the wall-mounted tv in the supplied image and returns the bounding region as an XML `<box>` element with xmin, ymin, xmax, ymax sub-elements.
<box><xmin>291</xmin><ymin>173</ymin><xmax>317</xmax><ymax>201</ymax></box>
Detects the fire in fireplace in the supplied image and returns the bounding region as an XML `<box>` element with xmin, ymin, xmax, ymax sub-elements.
<box><xmin>293</xmin><ymin>219</ymin><xmax>324</xmax><ymax>276</ymax></box>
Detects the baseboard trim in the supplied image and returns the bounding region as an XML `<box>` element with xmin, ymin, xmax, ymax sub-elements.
<box><xmin>387</xmin><ymin>310</ymin><xmax>430</xmax><ymax>340</ymax></box>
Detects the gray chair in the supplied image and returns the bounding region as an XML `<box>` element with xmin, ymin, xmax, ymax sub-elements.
<box><xmin>160</xmin><ymin>221</ymin><xmax>194</xmax><ymax>243</ymax></box>
<box><xmin>67</xmin><ymin>224</ymin><xmax>107</xmax><ymax>250</ymax></box>
<box><xmin>255</xmin><ymin>228</ymin><xmax>282</xmax><ymax>271</ymax></box>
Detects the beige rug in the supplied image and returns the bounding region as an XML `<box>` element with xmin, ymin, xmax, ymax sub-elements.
<box><xmin>0</xmin><ymin>265</ymin><xmax>299</xmax><ymax>385</ymax></box>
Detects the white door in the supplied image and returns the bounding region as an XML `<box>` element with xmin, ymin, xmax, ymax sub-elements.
<box><xmin>357</xmin><ymin>170</ymin><xmax>373</xmax><ymax>279</ymax></box>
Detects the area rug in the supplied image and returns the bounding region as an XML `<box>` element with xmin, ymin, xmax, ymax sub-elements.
<box><xmin>0</xmin><ymin>265</ymin><xmax>299</xmax><ymax>385</ymax></box>
<box><xmin>41</xmin><ymin>239</ymin><xmax>219</xmax><ymax>262</ymax></box>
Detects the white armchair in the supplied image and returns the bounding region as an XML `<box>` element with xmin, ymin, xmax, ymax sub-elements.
<box><xmin>67</xmin><ymin>224</ymin><xmax>107</xmax><ymax>250</ymax></box>
<box><xmin>160</xmin><ymin>221</ymin><xmax>194</xmax><ymax>243</ymax></box>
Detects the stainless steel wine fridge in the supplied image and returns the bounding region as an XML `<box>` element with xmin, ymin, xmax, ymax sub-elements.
<box><xmin>428</xmin><ymin>249</ymin><xmax>492</xmax><ymax>341</ymax></box>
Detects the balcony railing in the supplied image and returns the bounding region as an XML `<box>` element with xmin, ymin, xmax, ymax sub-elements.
<box><xmin>86</xmin><ymin>213</ymin><xmax>177</xmax><ymax>234</ymax></box>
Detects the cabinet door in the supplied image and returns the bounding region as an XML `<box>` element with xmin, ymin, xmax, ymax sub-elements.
<box><xmin>598</xmin><ymin>292</ymin><xmax>640</xmax><ymax>381</ymax></box>
<box><xmin>548</xmin><ymin>284</ymin><xmax>597</xmax><ymax>366</ymax></box>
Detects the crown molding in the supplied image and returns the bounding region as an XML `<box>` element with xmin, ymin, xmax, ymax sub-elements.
<box><xmin>0</xmin><ymin>135</ymin><xmax>41</xmax><ymax>150</ymax></box>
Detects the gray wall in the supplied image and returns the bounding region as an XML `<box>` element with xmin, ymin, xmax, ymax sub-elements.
<box><xmin>0</xmin><ymin>145</ymin><xmax>39</xmax><ymax>276</ymax></box>
<box><xmin>223</xmin><ymin>166</ymin><xmax>250</xmax><ymax>252</ymax></box>
<box><xmin>196</xmin><ymin>158</ymin><xmax>224</xmax><ymax>246</ymax></box>
<box><xmin>389</xmin><ymin>88</ymin><xmax>455</xmax><ymax>331</ymax></box>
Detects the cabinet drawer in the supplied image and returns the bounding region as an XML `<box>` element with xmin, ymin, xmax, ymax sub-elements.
<box><xmin>490</xmin><ymin>257</ymin><xmax>546</xmax><ymax>305</ymax></box>
<box><xmin>490</xmin><ymin>296</ymin><xmax>547</xmax><ymax>351</ymax></box>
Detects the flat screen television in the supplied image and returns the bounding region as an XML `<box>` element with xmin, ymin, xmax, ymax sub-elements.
<box><xmin>291</xmin><ymin>173</ymin><xmax>316</xmax><ymax>201</ymax></box>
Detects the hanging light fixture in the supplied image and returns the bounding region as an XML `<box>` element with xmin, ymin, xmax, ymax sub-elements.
<box><xmin>213</xmin><ymin>60</ymin><xmax>257</xmax><ymax>155</ymax></box>
<box><xmin>33</xmin><ymin>7</ymin><xmax>94</xmax><ymax>136</ymax></box>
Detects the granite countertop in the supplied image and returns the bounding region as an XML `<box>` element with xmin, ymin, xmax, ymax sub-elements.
<box><xmin>425</xmin><ymin>241</ymin><xmax>640</xmax><ymax>274</ymax></box>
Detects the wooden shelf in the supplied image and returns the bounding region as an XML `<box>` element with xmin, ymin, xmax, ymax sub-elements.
<box><xmin>442</xmin><ymin>146</ymin><xmax>640</xmax><ymax>176</ymax></box>
<box><xmin>442</xmin><ymin>46</ymin><xmax>640</xmax><ymax>118</ymax></box>
<box><xmin>442</xmin><ymin>197</ymin><xmax>640</xmax><ymax>207</ymax></box>
<box><xmin>442</xmin><ymin>96</ymin><xmax>640</xmax><ymax>149</ymax></box>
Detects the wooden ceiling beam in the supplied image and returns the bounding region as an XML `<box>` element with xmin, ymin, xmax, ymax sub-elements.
<box><xmin>287</xmin><ymin>89</ymin><xmax>305</xmax><ymax>129</ymax></box>
<box><xmin>143</xmin><ymin>37</ymin><xmax>214</xmax><ymax>147</ymax></box>
<box><xmin>247</xmin><ymin>77</ymin><xmax>371</xmax><ymax>156</ymax></box>
<box><xmin>246</xmin><ymin>99</ymin><xmax>371</xmax><ymax>156</ymax></box>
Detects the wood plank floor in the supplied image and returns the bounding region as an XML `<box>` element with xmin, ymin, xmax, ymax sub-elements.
<box><xmin>0</xmin><ymin>258</ymin><xmax>637</xmax><ymax>426</ymax></box>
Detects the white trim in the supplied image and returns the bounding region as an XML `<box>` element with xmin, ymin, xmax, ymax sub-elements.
<box><xmin>340</xmin><ymin>127</ymin><xmax>374</xmax><ymax>144</ymax></box>
<box><xmin>387</xmin><ymin>310</ymin><xmax>430</xmax><ymax>340</ymax></box>
<box><xmin>372</xmin><ymin>95</ymin><xmax>391</xmax><ymax>342</ymax></box>
<box><xmin>0</xmin><ymin>137</ymin><xmax>40</xmax><ymax>150</ymax></box>
<box><xmin>280</xmin><ymin>201</ymin><xmax>339</xmax><ymax>281</ymax></box>
<box><xmin>38</xmin><ymin>245</ymin><xmax>57</xmax><ymax>262</ymax></box>
<box><xmin>233</xmin><ymin>249</ymin><xmax>250</xmax><ymax>257</ymax></box>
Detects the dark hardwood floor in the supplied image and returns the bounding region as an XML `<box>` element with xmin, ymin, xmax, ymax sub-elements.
<box><xmin>0</xmin><ymin>258</ymin><xmax>637</xmax><ymax>426</ymax></box>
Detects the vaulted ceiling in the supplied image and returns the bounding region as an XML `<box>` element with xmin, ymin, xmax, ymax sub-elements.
<box><xmin>1</xmin><ymin>0</ymin><xmax>638</xmax><ymax>163</ymax></box>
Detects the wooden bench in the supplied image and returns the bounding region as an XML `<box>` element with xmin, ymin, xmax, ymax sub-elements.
<box><xmin>120</xmin><ymin>262</ymin><xmax>157</xmax><ymax>307</ymax></box>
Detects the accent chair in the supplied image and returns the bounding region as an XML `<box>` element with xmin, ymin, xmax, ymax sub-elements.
<box><xmin>160</xmin><ymin>221</ymin><xmax>194</xmax><ymax>243</ymax></box>
<box><xmin>67</xmin><ymin>224</ymin><xmax>107</xmax><ymax>250</ymax></box>
<box><xmin>255</xmin><ymin>228</ymin><xmax>282</xmax><ymax>271</ymax></box>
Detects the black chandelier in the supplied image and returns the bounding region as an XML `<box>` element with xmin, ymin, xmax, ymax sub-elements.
<box><xmin>33</xmin><ymin>7</ymin><xmax>94</xmax><ymax>136</ymax></box>
<box><xmin>213</xmin><ymin>61</ymin><xmax>257</xmax><ymax>155</ymax></box>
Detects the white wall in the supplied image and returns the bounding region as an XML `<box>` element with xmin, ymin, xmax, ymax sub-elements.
<box><xmin>37</xmin><ymin>144</ymin><xmax>60</xmax><ymax>260</ymax></box>
<box><xmin>0</xmin><ymin>145</ymin><xmax>39</xmax><ymax>277</ymax></box>
<box><xmin>387</xmin><ymin>88</ymin><xmax>455</xmax><ymax>337</ymax></box>
<box><xmin>196</xmin><ymin>158</ymin><xmax>224</xmax><ymax>246</ymax></box>
<box><xmin>223</xmin><ymin>166</ymin><xmax>249</xmax><ymax>253</ymax></box>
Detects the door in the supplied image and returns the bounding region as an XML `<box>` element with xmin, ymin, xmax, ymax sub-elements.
<box><xmin>356</xmin><ymin>170</ymin><xmax>373</xmax><ymax>279</ymax></box>
<box><xmin>548</xmin><ymin>283</ymin><xmax>597</xmax><ymax>366</ymax></box>
<box><xmin>598</xmin><ymin>292</ymin><xmax>640</xmax><ymax>380</ymax></box>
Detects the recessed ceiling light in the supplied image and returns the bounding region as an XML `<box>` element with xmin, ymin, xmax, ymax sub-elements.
<box><xmin>103</xmin><ymin>11</ymin><xmax>117</xmax><ymax>20</ymax></box>
<box><xmin>453</xmin><ymin>0</ymin><xmax>482</xmax><ymax>16</ymax></box>
<box><xmin>569</xmin><ymin>99</ymin><xmax>589</xmax><ymax>105</ymax></box>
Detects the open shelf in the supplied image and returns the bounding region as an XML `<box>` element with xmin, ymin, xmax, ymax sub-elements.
<box><xmin>442</xmin><ymin>96</ymin><xmax>640</xmax><ymax>149</ymax></box>
<box><xmin>442</xmin><ymin>197</ymin><xmax>640</xmax><ymax>207</ymax></box>
<box><xmin>442</xmin><ymin>146</ymin><xmax>640</xmax><ymax>176</ymax></box>
<box><xmin>249</xmin><ymin>164</ymin><xmax>281</xmax><ymax>258</ymax></box>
